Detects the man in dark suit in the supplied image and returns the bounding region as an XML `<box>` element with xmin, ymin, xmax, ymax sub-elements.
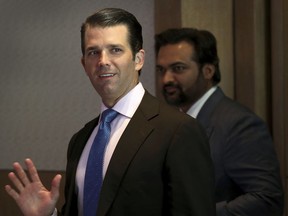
<box><xmin>155</xmin><ymin>28</ymin><xmax>284</xmax><ymax>216</ymax></box>
<box><xmin>5</xmin><ymin>9</ymin><xmax>215</xmax><ymax>216</ymax></box>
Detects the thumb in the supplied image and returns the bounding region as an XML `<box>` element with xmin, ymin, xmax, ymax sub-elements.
<box><xmin>50</xmin><ymin>174</ymin><xmax>62</xmax><ymax>202</ymax></box>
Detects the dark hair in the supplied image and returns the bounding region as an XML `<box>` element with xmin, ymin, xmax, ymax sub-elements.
<box><xmin>81</xmin><ymin>8</ymin><xmax>143</xmax><ymax>58</ymax></box>
<box><xmin>155</xmin><ymin>28</ymin><xmax>221</xmax><ymax>84</ymax></box>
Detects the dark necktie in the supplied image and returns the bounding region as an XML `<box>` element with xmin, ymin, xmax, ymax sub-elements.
<box><xmin>83</xmin><ymin>109</ymin><xmax>118</xmax><ymax>216</ymax></box>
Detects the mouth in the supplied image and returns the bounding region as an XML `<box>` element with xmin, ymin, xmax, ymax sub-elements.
<box><xmin>98</xmin><ymin>73</ymin><xmax>115</xmax><ymax>78</ymax></box>
<box><xmin>164</xmin><ymin>85</ymin><xmax>179</xmax><ymax>95</ymax></box>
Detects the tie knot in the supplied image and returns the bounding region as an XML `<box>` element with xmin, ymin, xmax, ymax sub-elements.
<box><xmin>101</xmin><ymin>109</ymin><xmax>118</xmax><ymax>123</ymax></box>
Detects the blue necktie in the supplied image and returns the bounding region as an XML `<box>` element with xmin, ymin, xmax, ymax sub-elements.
<box><xmin>83</xmin><ymin>109</ymin><xmax>118</xmax><ymax>216</ymax></box>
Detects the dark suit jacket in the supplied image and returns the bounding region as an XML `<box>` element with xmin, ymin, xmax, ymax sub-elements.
<box><xmin>196</xmin><ymin>87</ymin><xmax>283</xmax><ymax>216</ymax></box>
<box><xmin>61</xmin><ymin>91</ymin><xmax>216</xmax><ymax>216</ymax></box>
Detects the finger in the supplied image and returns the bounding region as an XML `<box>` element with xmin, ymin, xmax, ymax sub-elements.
<box><xmin>7</xmin><ymin>172</ymin><xmax>25</xmax><ymax>192</ymax></box>
<box><xmin>25</xmin><ymin>158</ymin><xmax>41</xmax><ymax>182</ymax></box>
<box><xmin>13</xmin><ymin>162</ymin><xmax>30</xmax><ymax>186</ymax></box>
<box><xmin>5</xmin><ymin>184</ymin><xmax>20</xmax><ymax>200</ymax></box>
<box><xmin>50</xmin><ymin>174</ymin><xmax>62</xmax><ymax>202</ymax></box>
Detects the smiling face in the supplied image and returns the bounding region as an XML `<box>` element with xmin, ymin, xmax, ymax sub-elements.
<box><xmin>81</xmin><ymin>25</ymin><xmax>144</xmax><ymax>107</ymax></box>
<box><xmin>156</xmin><ymin>41</ymin><xmax>213</xmax><ymax>112</ymax></box>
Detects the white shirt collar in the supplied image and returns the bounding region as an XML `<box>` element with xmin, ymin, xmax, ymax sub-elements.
<box><xmin>100</xmin><ymin>82</ymin><xmax>145</xmax><ymax>118</ymax></box>
<box><xmin>186</xmin><ymin>86</ymin><xmax>218</xmax><ymax>118</ymax></box>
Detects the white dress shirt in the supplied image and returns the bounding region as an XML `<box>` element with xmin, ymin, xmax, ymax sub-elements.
<box><xmin>75</xmin><ymin>82</ymin><xmax>145</xmax><ymax>216</ymax></box>
<box><xmin>186</xmin><ymin>86</ymin><xmax>217</xmax><ymax>118</ymax></box>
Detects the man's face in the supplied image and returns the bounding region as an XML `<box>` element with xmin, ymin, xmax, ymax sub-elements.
<box><xmin>81</xmin><ymin>25</ymin><xmax>144</xmax><ymax>107</ymax></box>
<box><xmin>156</xmin><ymin>41</ymin><xmax>207</xmax><ymax>110</ymax></box>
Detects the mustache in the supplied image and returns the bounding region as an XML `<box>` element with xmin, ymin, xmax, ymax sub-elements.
<box><xmin>163</xmin><ymin>82</ymin><xmax>180</xmax><ymax>89</ymax></box>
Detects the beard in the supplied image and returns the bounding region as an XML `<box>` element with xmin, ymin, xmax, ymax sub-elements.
<box><xmin>162</xmin><ymin>82</ymin><xmax>188</xmax><ymax>106</ymax></box>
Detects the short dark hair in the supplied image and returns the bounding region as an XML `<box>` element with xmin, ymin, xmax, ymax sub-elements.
<box><xmin>81</xmin><ymin>8</ymin><xmax>143</xmax><ymax>58</ymax></box>
<box><xmin>155</xmin><ymin>28</ymin><xmax>221</xmax><ymax>84</ymax></box>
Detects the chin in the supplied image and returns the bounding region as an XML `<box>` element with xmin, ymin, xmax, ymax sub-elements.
<box><xmin>164</xmin><ymin>98</ymin><xmax>181</xmax><ymax>107</ymax></box>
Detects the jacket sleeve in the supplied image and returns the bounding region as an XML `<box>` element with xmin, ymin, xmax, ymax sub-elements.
<box><xmin>165</xmin><ymin>117</ymin><xmax>216</xmax><ymax>216</ymax></box>
<box><xmin>216</xmin><ymin>113</ymin><xmax>284</xmax><ymax>216</ymax></box>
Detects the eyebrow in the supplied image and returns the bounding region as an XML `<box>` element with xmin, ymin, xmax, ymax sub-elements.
<box><xmin>85</xmin><ymin>44</ymin><xmax>125</xmax><ymax>51</ymax></box>
<box><xmin>162</xmin><ymin>62</ymin><xmax>187</xmax><ymax>68</ymax></box>
<box><xmin>170</xmin><ymin>62</ymin><xmax>186</xmax><ymax>66</ymax></box>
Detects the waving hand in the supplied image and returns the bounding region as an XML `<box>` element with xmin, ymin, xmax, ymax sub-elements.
<box><xmin>5</xmin><ymin>158</ymin><xmax>62</xmax><ymax>216</ymax></box>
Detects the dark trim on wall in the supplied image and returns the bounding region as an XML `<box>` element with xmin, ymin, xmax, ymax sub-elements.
<box><xmin>154</xmin><ymin>0</ymin><xmax>182</xmax><ymax>99</ymax></box>
<box><xmin>233</xmin><ymin>0</ymin><xmax>256</xmax><ymax>111</ymax></box>
<box><xmin>271</xmin><ymin>0</ymin><xmax>288</xmax><ymax>215</ymax></box>
<box><xmin>154</xmin><ymin>0</ymin><xmax>181</xmax><ymax>34</ymax></box>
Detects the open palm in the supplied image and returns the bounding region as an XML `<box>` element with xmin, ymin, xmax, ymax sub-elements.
<box><xmin>5</xmin><ymin>158</ymin><xmax>62</xmax><ymax>216</ymax></box>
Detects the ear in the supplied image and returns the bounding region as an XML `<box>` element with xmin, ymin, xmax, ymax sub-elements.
<box><xmin>202</xmin><ymin>64</ymin><xmax>215</xmax><ymax>80</ymax></box>
<box><xmin>135</xmin><ymin>49</ymin><xmax>145</xmax><ymax>71</ymax></box>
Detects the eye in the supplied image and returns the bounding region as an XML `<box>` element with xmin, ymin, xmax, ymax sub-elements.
<box><xmin>87</xmin><ymin>50</ymin><xmax>99</xmax><ymax>56</ymax></box>
<box><xmin>172</xmin><ymin>65</ymin><xmax>186</xmax><ymax>73</ymax></box>
<box><xmin>111</xmin><ymin>47</ymin><xmax>122</xmax><ymax>53</ymax></box>
<box><xmin>156</xmin><ymin>66</ymin><xmax>166</xmax><ymax>75</ymax></box>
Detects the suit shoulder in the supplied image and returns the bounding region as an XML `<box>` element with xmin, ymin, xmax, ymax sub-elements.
<box><xmin>215</xmin><ymin>96</ymin><xmax>264</xmax><ymax>123</ymax></box>
<box><xmin>141</xmin><ymin>91</ymin><xmax>196</xmax><ymax>123</ymax></box>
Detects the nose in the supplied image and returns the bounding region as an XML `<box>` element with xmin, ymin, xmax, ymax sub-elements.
<box><xmin>162</xmin><ymin>70</ymin><xmax>175</xmax><ymax>84</ymax></box>
<box><xmin>99</xmin><ymin>51</ymin><xmax>110</xmax><ymax>66</ymax></box>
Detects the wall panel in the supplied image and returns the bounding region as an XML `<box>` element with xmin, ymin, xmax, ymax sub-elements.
<box><xmin>271</xmin><ymin>0</ymin><xmax>288</xmax><ymax>215</ymax></box>
<box><xmin>234</xmin><ymin>0</ymin><xmax>270</xmax><ymax>122</ymax></box>
<box><xmin>181</xmin><ymin>0</ymin><xmax>234</xmax><ymax>98</ymax></box>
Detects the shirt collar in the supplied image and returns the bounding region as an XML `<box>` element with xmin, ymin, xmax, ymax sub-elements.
<box><xmin>186</xmin><ymin>86</ymin><xmax>218</xmax><ymax>118</ymax></box>
<box><xmin>100</xmin><ymin>82</ymin><xmax>145</xmax><ymax>118</ymax></box>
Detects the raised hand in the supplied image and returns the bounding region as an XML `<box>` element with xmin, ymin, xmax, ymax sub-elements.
<box><xmin>5</xmin><ymin>158</ymin><xmax>62</xmax><ymax>216</ymax></box>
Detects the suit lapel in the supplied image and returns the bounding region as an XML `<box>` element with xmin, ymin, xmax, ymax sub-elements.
<box><xmin>197</xmin><ymin>87</ymin><xmax>225</xmax><ymax>138</ymax></box>
<box><xmin>64</xmin><ymin>117</ymin><xmax>99</xmax><ymax>216</ymax></box>
<box><xmin>97</xmin><ymin>91</ymin><xmax>159</xmax><ymax>215</ymax></box>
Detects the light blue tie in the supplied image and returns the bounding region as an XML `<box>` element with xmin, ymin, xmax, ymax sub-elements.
<box><xmin>83</xmin><ymin>109</ymin><xmax>118</xmax><ymax>216</ymax></box>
